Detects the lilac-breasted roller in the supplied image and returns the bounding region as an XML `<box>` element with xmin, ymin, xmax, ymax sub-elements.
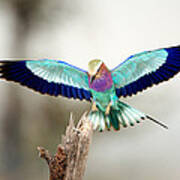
<box><xmin>0</xmin><ymin>45</ymin><xmax>180</xmax><ymax>131</ymax></box>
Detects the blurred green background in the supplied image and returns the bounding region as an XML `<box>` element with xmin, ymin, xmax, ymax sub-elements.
<box><xmin>0</xmin><ymin>0</ymin><xmax>180</xmax><ymax>179</ymax></box>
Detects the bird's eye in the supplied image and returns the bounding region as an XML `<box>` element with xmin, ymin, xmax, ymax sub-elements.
<box><xmin>96</xmin><ymin>66</ymin><xmax>101</xmax><ymax>74</ymax></box>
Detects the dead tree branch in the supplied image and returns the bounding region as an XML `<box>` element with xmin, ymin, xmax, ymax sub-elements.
<box><xmin>38</xmin><ymin>113</ymin><xmax>93</xmax><ymax>180</ymax></box>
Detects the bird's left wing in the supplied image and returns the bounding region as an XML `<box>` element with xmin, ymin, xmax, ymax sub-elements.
<box><xmin>0</xmin><ymin>59</ymin><xmax>92</xmax><ymax>101</ymax></box>
<box><xmin>112</xmin><ymin>45</ymin><xmax>180</xmax><ymax>97</ymax></box>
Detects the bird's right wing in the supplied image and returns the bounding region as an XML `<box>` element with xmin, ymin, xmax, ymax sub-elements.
<box><xmin>0</xmin><ymin>59</ymin><xmax>92</xmax><ymax>101</ymax></box>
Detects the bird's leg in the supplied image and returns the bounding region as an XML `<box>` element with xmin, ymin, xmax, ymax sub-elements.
<box><xmin>91</xmin><ymin>101</ymin><xmax>98</xmax><ymax>112</ymax></box>
<box><xmin>105</xmin><ymin>101</ymin><xmax>112</xmax><ymax>115</ymax></box>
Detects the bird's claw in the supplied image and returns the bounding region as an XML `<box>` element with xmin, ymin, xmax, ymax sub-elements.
<box><xmin>105</xmin><ymin>102</ymin><xmax>112</xmax><ymax>115</ymax></box>
<box><xmin>91</xmin><ymin>102</ymin><xmax>98</xmax><ymax>112</ymax></box>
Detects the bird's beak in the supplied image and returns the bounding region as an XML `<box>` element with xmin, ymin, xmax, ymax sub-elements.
<box><xmin>90</xmin><ymin>75</ymin><xmax>96</xmax><ymax>84</ymax></box>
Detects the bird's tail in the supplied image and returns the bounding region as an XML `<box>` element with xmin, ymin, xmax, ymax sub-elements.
<box><xmin>88</xmin><ymin>100</ymin><xmax>168</xmax><ymax>131</ymax></box>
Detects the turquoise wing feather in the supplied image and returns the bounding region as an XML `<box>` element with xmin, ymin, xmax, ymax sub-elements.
<box><xmin>112</xmin><ymin>46</ymin><xmax>180</xmax><ymax>97</ymax></box>
<box><xmin>26</xmin><ymin>60</ymin><xmax>89</xmax><ymax>90</ymax></box>
<box><xmin>0</xmin><ymin>59</ymin><xmax>92</xmax><ymax>101</ymax></box>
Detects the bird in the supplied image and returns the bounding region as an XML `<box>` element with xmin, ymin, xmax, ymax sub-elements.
<box><xmin>0</xmin><ymin>45</ymin><xmax>179</xmax><ymax>131</ymax></box>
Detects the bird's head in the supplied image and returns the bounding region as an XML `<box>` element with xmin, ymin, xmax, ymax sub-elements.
<box><xmin>88</xmin><ymin>59</ymin><xmax>104</xmax><ymax>84</ymax></box>
<box><xmin>88</xmin><ymin>59</ymin><xmax>103</xmax><ymax>76</ymax></box>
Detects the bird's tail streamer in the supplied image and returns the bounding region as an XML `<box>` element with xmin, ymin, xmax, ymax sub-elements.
<box><xmin>88</xmin><ymin>100</ymin><xmax>168</xmax><ymax>131</ymax></box>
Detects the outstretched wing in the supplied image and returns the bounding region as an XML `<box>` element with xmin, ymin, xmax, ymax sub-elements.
<box><xmin>0</xmin><ymin>59</ymin><xmax>92</xmax><ymax>101</ymax></box>
<box><xmin>112</xmin><ymin>45</ymin><xmax>180</xmax><ymax>97</ymax></box>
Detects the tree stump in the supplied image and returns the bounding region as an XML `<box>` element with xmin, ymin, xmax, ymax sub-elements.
<box><xmin>38</xmin><ymin>113</ymin><xmax>93</xmax><ymax>180</ymax></box>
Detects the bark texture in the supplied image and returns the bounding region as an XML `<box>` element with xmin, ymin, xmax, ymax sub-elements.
<box><xmin>38</xmin><ymin>113</ymin><xmax>93</xmax><ymax>180</ymax></box>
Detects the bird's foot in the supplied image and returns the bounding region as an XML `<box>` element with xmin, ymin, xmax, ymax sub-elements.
<box><xmin>91</xmin><ymin>101</ymin><xmax>98</xmax><ymax>112</ymax></box>
<box><xmin>105</xmin><ymin>102</ymin><xmax>112</xmax><ymax>115</ymax></box>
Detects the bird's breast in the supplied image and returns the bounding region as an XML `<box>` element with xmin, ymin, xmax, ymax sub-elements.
<box><xmin>89</xmin><ymin>72</ymin><xmax>113</xmax><ymax>92</ymax></box>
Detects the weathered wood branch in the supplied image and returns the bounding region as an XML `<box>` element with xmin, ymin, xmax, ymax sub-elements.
<box><xmin>37</xmin><ymin>113</ymin><xmax>93</xmax><ymax>180</ymax></box>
